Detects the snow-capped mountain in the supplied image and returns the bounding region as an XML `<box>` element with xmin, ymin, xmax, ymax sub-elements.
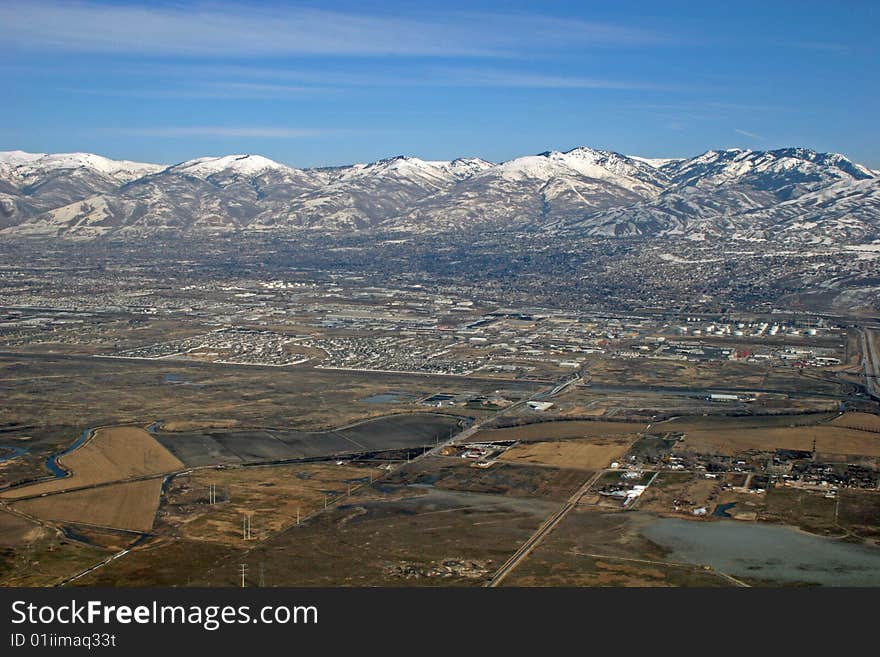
<box><xmin>0</xmin><ymin>146</ymin><xmax>876</xmax><ymax>244</ymax></box>
<box><xmin>0</xmin><ymin>150</ymin><xmax>164</xmax><ymax>228</ymax></box>
<box><xmin>0</xmin><ymin>150</ymin><xmax>163</xmax><ymax>182</ymax></box>
<box><xmin>557</xmin><ymin>148</ymin><xmax>879</xmax><ymax>242</ymax></box>
<box><xmin>390</xmin><ymin>147</ymin><xmax>670</xmax><ymax>231</ymax></box>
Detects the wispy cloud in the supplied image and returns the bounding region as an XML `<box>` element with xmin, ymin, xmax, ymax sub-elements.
<box><xmin>110</xmin><ymin>127</ymin><xmax>327</xmax><ymax>138</ymax></box>
<box><xmin>439</xmin><ymin>68</ymin><xmax>677</xmax><ymax>90</ymax></box>
<box><xmin>0</xmin><ymin>1</ymin><xmax>669</xmax><ymax>58</ymax></box>
<box><xmin>65</xmin><ymin>65</ymin><xmax>684</xmax><ymax>98</ymax></box>
<box><xmin>734</xmin><ymin>128</ymin><xmax>765</xmax><ymax>140</ymax></box>
<box><xmin>67</xmin><ymin>81</ymin><xmax>328</xmax><ymax>100</ymax></box>
<box><xmin>787</xmin><ymin>41</ymin><xmax>850</xmax><ymax>53</ymax></box>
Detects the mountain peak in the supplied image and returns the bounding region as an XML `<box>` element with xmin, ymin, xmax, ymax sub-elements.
<box><xmin>0</xmin><ymin>150</ymin><xmax>163</xmax><ymax>181</ymax></box>
<box><xmin>168</xmin><ymin>153</ymin><xmax>293</xmax><ymax>178</ymax></box>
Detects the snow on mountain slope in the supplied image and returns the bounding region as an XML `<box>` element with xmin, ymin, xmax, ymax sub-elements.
<box><xmin>167</xmin><ymin>154</ymin><xmax>294</xmax><ymax>179</ymax></box>
<box><xmin>488</xmin><ymin>147</ymin><xmax>668</xmax><ymax>194</ymax></box>
<box><xmin>1</xmin><ymin>146</ymin><xmax>876</xmax><ymax>243</ymax></box>
<box><xmin>0</xmin><ymin>150</ymin><xmax>163</xmax><ymax>183</ymax></box>
<box><xmin>0</xmin><ymin>150</ymin><xmax>164</xmax><ymax>227</ymax></box>
<box><xmin>390</xmin><ymin>147</ymin><xmax>669</xmax><ymax>230</ymax></box>
<box><xmin>259</xmin><ymin>156</ymin><xmax>469</xmax><ymax>230</ymax></box>
<box><xmin>559</xmin><ymin>148</ymin><xmax>878</xmax><ymax>240</ymax></box>
<box><xmin>0</xmin><ymin>151</ymin><xmax>45</xmax><ymax>167</ymax></box>
<box><xmin>667</xmin><ymin>147</ymin><xmax>873</xmax><ymax>193</ymax></box>
<box><xmin>443</xmin><ymin>157</ymin><xmax>495</xmax><ymax>179</ymax></box>
<box><xmin>629</xmin><ymin>156</ymin><xmax>684</xmax><ymax>169</ymax></box>
<box><xmin>733</xmin><ymin>177</ymin><xmax>880</xmax><ymax>244</ymax></box>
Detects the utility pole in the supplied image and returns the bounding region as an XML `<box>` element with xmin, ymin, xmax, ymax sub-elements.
<box><xmin>296</xmin><ymin>506</ymin><xmax>300</xmax><ymax>525</ymax></box>
<box><xmin>239</xmin><ymin>563</ymin><xmax>247</xmax><ymax>588</ymax></box>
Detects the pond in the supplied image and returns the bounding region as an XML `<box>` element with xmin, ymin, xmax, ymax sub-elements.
<box><xmin>360</xmin><ymin>391</ymin><xmax>418</xmax><ymax>404</ymax></box>
<box><xmin>642</xmin><ymin>517</ymin><xmax>880</xmax><ymax>586</ymax></box>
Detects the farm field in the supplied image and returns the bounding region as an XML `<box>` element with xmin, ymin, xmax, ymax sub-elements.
<box><xmin>830</xmin><ymin>412</ymin><xmax>880</xmax><ymax>432</ymax></box>
<box><xmin>13</xmin><ymin>478</ymin><xmax>165</xmax><ymax>532</ymax></box>
<box><xmin>658</xmin><ymin>412</ymin><xmax>839</xmax><ymax>432</ymax></box>
<box><xmin>1</xmin><ymin>426</ymin><xmax>183</xmax><ymax>499</ymax></box>
<box><xmin>154</xmin><ymin>413</ymin><xmax>465</xmax><ymax>467</ymax></box>
<box><xmin>674</xmin><ymin>425</ymin><xmax>880</xmax><ymax>457</ymax></box>
<box><xmin>471</xmin><ymin>420</ymin><xmax>647</xmax><ymax>443</ymax></box>
<box><xmin>499</xmin><ymin>437</ymin><xmax>634</xmax><ymax>470</ymax></box>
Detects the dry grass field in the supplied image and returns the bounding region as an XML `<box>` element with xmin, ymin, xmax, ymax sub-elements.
<box><xmin>499</xmin><ymin>437</ymin><xmax>633</xmax><ymax>470</ymax></box>
<box><xmin>161</xmin><ymin>419</ymin><xmax>241</xmax><ymax>432</ymax></box>
<box><xmin>586</xmin><ymin>358</ymin><xmax>770</xmax><ymax>389</ymax></box>
<box><xmin>0</xmin><ymin>508</ymin><xmax>44</xmax><ymax>546</ymax></box>
<box><xmin>0</xmin><ymin>533</ymin><xmax>109</xmax><ymax>587</ymax></box>
<box><xmin>501</xmin><ymin>508</ymin><xmax>731</xmax><ymax>587</ymax></box>
<box><xmin>830</xmin><ymin>412</ymin><xmax>880</xmax><ymax>432</ymax></box>
<box><xmin>659</xmin><ymin>413</ymin><xmax>837</xmax><ymax>432</ymax></box>
<box><xmin>676</xmin><ymin>425</ymin><xmax>880</xmax><ymax>457</ymax></box>
<box><xmin>472</xmin><ymin>420</ymin><xmax>647</xmax><ymax>443</ymax></box>
<box><xmin>1</xmin><ymin>426</ymin><xmax>183</xmax><ymax>499</ymax></box>
<box><xmin>14</xmin><ymin>479</ymin><xmax>165</xmax><ymax>532</ymax></box>
<box><xmin>160</xmin><ymin>462</ymin><xmax>383</xmax><ymax>546</ymax></box>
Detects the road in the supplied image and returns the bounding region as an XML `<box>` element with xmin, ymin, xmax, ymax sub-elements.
<box><xmin>45</xmin><ymin>370</ymin><xmax>578</xmax><ymax>586</ymax></box>
<box><xmin>486</xmin><ymin>421</ymin><xmax>663</xmax><ymax>587</ymax></box>
<box><xmin>860</xmin><ymin>326</ymin><xmax>880</xmax><ymax>400</ymax></box>
<box><xmin>582</xmin><ymin>382</ymin><xmax>855</xmax><ymax>400</ymax></box>
<box><xmin>485</xmin><ymin>469</ymin><xmax>604</xmax><ymax>587</ymax></box>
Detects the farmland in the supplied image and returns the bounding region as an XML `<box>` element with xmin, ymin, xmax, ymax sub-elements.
<box><xmin>472</xmin><ymin>420</ymin><xmax>648</xmax><ymax>442</ymax></box>
<box><xmin>499</xmin><ymin>437</ymin><xmax>634</xmax><ymax>470</ymax></box>
<box><xmin>0</xmin><ymin>299</ymin><xmax>878</xmax><ymax>588</ymax></box>
<box><xmin>14</xmin><ymin>479</ymin><xmax>165</xmax><ymax>533</ymax></box>
<box><xmin>1</xmin><ymin>425</ymin><xmax>182</xmax><ymax>499</ymax></box>
<box><xmin>673</xmin><ymin>424</ymin><xmax>880</xmax><ymax>458</ymax></box>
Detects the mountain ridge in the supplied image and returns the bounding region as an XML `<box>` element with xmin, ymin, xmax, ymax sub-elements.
<box><xmin>0</xmin><ymin>146</ymin><xmax>876</xmax><ymax>242</ymax></box>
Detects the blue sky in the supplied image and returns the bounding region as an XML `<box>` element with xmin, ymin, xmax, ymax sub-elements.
<box><xmin>2</xmin><ymin>0</ymin><xmax>878</xmax><ymax>167</ymax></box>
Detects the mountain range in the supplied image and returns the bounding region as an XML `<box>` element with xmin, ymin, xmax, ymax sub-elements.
<box><xmin>1</xmin><ymin>146</ymin><xmax>877</xmax><ymax>244</ymax></box>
